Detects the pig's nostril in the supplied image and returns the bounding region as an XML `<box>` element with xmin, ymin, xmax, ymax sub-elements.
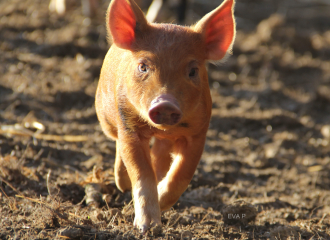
<box><xmin>170</xmin><ymin>113</ymin><xmax>181</xmax><ymax>124</ymax></box>
<box><xmin>149</xmin><ymin>111</ymin><xmax>161</xmax><ymax>122</ymax></box>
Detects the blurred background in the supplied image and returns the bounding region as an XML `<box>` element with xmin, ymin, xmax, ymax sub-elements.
<box><xmin>1</xmin><ymin>0</ymin><xmax>330</xmax><ymax>239</ymax></box>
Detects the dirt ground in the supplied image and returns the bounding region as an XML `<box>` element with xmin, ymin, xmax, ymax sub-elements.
<box><xmin>1</xmin><ymin>0</ymin><xmax>330</xmax><ymax>239</ymax></box>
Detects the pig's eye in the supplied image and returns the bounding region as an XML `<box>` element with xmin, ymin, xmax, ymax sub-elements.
<box><xmin>189</xmin><ymin>67</ymin><xmax>198</xmax><ymax>78</ymax></box>
<box><xmin>138</xmin><ymin>63</ymin><xmax>148</xmax><ymax>73</ymax></box>
<box><xmin>187</xmin><ymin>61</ymin><xmax>200</xmax><ymax>84</ymax></box>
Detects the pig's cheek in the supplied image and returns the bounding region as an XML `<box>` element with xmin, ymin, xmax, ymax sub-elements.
<box><xmin>126</xmin><ymin>86</ymin><xmax>142</xmax><ymax>109</ymax></box>
<box><xmin>136</xmin><ymin>91</ymin><xmax>153</xmax><ymax>121</ymax></box>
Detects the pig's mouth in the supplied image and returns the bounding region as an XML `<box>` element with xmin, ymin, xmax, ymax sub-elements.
<box><xmin>148</xmin><ymin>96</ymin><xmax>182</xmax><ymax>126</ymax></box>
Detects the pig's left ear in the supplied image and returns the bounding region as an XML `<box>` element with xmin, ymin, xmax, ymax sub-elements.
<box><xmin>194</xmin><ymin>0</ymin><xmax>236</xmax><ymax>61</ymax></box>
<box><xmin>107</xmin><ymin>0</ymin><xmax>149</xmax><ymax>50</ymax></box>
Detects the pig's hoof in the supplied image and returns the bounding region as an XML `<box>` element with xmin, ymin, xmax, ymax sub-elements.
<box><xmin>133</xmin><ymin>216</ymin><xmax>161</xmax><ymax>233</ymax></box>
<box><xmin>133</xmin><ymin>218</ymin><xmax>149</xmax><ymax>233</ymax></box>
<box><xmin>140</xmin><ymin>225</ymin><xmax>148</xmax><ymax>233</ymax></box>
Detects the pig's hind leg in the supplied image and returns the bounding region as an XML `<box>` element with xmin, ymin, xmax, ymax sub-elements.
<box><xmin>114</xmin><ymin>141</ymin><xmax>132</xmax><ymax>192</ymax></box>
<box><xmin>157</xmin><ymin>131</ymin><xmax>207</xmax><ymax>211</ymax></box>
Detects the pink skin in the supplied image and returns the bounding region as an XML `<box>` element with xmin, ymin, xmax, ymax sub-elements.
<box><xmin>148</xmin><ymin>94</ymin><xmax>182</xmax><ymax>125</ymax></box>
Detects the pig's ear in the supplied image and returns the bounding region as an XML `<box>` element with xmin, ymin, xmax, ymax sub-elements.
<box><xmin>107</xmin><ymin>0</ymin><xmax>149</xmax><ymax>50</ymax></box>
<box><xmin>194</xmin><ymin>0</ymin><xmax>236</xmax><ymax>61</ymax></box>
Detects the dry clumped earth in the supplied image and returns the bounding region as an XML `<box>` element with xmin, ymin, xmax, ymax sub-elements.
<box><xmin>1</xmin><ymin>0</ymin><xmax>330</xmax><ymax>239</ymax></box>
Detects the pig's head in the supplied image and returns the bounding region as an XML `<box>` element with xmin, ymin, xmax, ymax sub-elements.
<box><xmin>107</xmin><ymin>0</ymin><xmax>235</xmax><ymax>129</ymax></box>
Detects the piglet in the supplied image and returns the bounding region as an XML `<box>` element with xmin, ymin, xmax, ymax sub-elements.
<box><xmin>95</xmin><ymin>0</ymin><xmax>236</xmax><ymax>232</ymax></box>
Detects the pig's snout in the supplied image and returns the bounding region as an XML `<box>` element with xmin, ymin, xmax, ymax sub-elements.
<box><xmin>149</xmin><ymin>97</ymin><xmax>182</xmax><ymax>125</ymax></box>
<box><xmin>149</xmin><ymin>102</ymin><xmax>182</xmax><ymax>125</ymax></box>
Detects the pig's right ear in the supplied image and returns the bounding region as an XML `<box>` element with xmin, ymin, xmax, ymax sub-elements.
<box><xmin>194</xmin><ymin>0</ymin><xmax>236</xmax><ymax>61</ymax></box>
<box><xmin>107</xmin><ymin>0</ymin><xmax>149</xmax><ymax>50</ymax></box>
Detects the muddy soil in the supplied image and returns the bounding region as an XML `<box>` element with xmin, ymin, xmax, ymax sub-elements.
<box><xmin>1</xmin><ymin>0</ymin><xmax>330</xmax><ymax>239</ymax></box>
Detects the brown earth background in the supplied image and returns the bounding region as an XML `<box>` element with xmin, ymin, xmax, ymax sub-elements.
<box><xmin>1</xmin><ymin>0</ymin><xmax>330</xmax><ymax>239</ymax></box>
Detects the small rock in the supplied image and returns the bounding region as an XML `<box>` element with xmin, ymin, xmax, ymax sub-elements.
<box><xmin>264</xmin><ymin>141</ymin><xmax>281</xmax><ymax>159</ymax></box>
<box><xmin>94</xmin><ymin>210</ymin><xmax>105</xmax><ymax>221</ymax></box>
<box><xmin>284</xmin><ymin>212</ymin><xmax>295</xmax><ymax>221</ymax></box>
<box><xmin>58</xmin><ymin>227</ymin><xmax>83</xmax><ymax>239</ymax></box>
<box><xmin>150</xmin><ymin>224</ymin><xmax>162</xmax><ymax>236</ymax></box>
<box><xmin>85</xmin><ymin>183</ymin><xmax>103</xmax><ymax>207</ymax></box>
<box><xmin>180</xmin><ymin>214</ymin><xmax>195</xmax><ymax>225</ymax></box>
<box><xmin>181</xmin><ymin>230</ymin><xmax>193</xmax><ymax>240</ymax></box>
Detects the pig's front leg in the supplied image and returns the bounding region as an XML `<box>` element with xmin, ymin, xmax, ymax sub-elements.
<box><xmin>157</xmin><ymin>130</ymin><xmax>207</xmax><ymax>210</ymax></box>
<box><xmin>117</xmin><ymin>127</ymin><xmax>161</xmax><ymax>232</ymax></box>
